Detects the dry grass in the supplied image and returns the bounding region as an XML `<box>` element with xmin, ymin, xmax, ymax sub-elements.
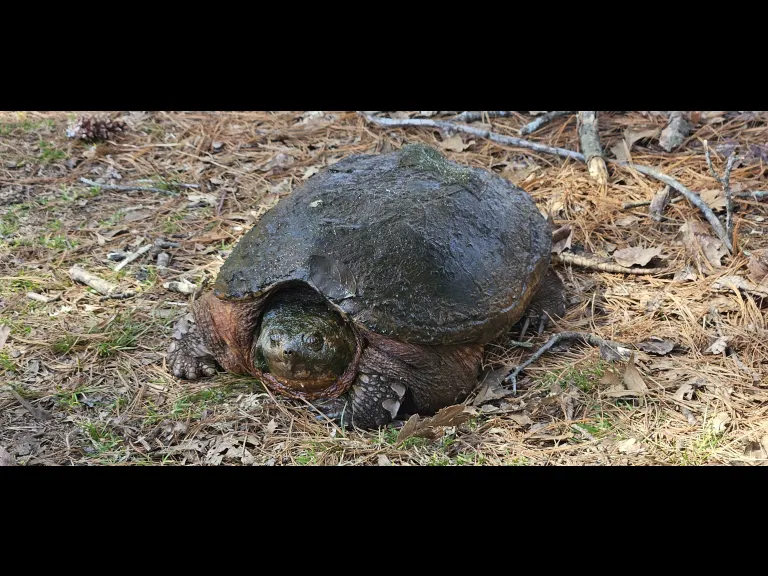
<box><xmin>1</xmin><ymin>110</ymin><xmax>767</xmax><ymax>466</ymax></box>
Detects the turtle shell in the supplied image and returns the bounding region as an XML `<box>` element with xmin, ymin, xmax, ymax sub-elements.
<box><xmin>214</xmin><ymin>144</ymin><xmax>551</xmax><ymax>345</ymax></box>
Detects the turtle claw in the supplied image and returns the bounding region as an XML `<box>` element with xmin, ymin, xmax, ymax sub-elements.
<box><xmin>167</xmin><ymin>336</ymin><xmax>218</xmax><ymax>381</ymax></box>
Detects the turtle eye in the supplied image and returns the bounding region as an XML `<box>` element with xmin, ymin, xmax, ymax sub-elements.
<box><xmin>303</xmin><ymin>332</ymin><xmax>324</xmax><ymax>351</ymax></box>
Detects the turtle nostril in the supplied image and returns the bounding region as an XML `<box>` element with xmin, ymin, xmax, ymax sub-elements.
<box><xmin>284</xmin><ymin>349</ymin><xmax>293</xmax><ymax>356</ymax></box>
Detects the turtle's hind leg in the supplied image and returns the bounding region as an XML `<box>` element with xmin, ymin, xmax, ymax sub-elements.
<box><xmin>517</xmin><ymin>268</ymin><xmax>566</xmax><ymax>339</ymax></box>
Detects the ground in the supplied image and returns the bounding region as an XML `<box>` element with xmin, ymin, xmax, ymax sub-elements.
<box><xmin>1</xmin><ymin>110</ymin><xmax>767</xmax><ymax>466</ymax></box>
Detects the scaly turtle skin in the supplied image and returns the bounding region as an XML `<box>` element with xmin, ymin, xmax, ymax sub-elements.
<box><xmin>167</xmin><ymin>144</ymin><xmax>565</xmax><ymax>429</ymax></box>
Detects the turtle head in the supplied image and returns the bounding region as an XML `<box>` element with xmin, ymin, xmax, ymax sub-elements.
<box><xmin>254</xmin><ymin>288</ymin><xmax>357</xmax><ymax>393</ymax></box>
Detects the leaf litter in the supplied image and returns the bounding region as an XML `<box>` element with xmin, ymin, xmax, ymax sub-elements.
<box><xmin>1</xmin><ymin>110</ymin><xmax>768</xmax><ymax>466</ymax></box>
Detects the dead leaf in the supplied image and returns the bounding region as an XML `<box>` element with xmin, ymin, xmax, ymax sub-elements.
<box><xmin>636</xmin><ymin>338</ymin><xmax>676</xmax><ymax>355</ymax></box>
<box><xmin>747</xmin><ymin>249</ymin><xmax>768</xmax><ymax>285</ymax></box>
<box><xmin>673</xmin><ymin>383</ymin><xmax>695</xmax><ymax>402</ymax></box>
<box><xmin>260</xmin><ymin>152</ymin><xmax>294</xmax><ymax>172</ymax></box>
<box><xmin>0</xmin><ymin>325</ymin><xmax>9</xmax><ymax>350</ymax></box>
<box><xmin>396</xmin><ymin>404</ymin><xmax>470</xmax><ymax>444</ymax></box>
<box><xmin>0</xmin><ymin>446</ymin><xmax>15</xmax><ymax>466</ymax></box>
<box><xmin>551</xmin><ymin>225</ymin><xmax>573</xmax><ymax>254</ymax></box>
<box><xmin>440</xmin><ymin>135</ymin><xmax>473</xmax><ymax>152</ymax></box>
<box><xmin>649</xmin><ymin>186</ymin><xmax>671</xmax><ymax>221</ymax></box>
<box><xmin>711</xmin><ymin>275</ymin><xmax>768</xmax><ymax>297</ymax></box>
<box><xmin>302</xmin><ymin>166</ymin><xmax>321</xmax><ymax>180</ymax></box>
<box><xmin>507</xmin><ymin>413</ymin><xmax>533</xmax><ymax>427</ymax></box>
<box><xmin>705</xmin><ymin>336</ymin><xmax>731</xmax><ymax>355</ymax></box>
<box><xmin>679</xmin><ymin>221</ymin><xmax>727</xmax><ymax>271</ymax></box>
<box><xmin>673</xmin><ymin>265</ymin><xmax>698</xmax><ymax>283</ymax></box>
<box><xmin>711</xmin><ymin>412</ymin><xmax>731</xmax><ymax>434</ymax></box>
<box><xmin>623</xmin><ymin>128</ymin><xmax>659</xmax><ymax>150</ymax></box>
<box><xmin>615</xmin><ymin>215</ymin><xmax>639</xmax><ymax>227</ymax></box>
<box><xmin>743</xmin><ymin>435</ymin><xmax>768</xmax><ymax>462</ymax></box>
<box><xmin>123</xmin><ymin>209</ymin><xmax>153</xmax><ymax>223</ymax></box>
<box><xmin>700</xmin><ymin>189</ymin><xmax>727</xmax><ymax>212</ymax></box>
<box><xmin>265</xmin><ymin>419</ymin><xmax>277</xmax><ymax>434</ymax></box>
<box><xmin>613</xmin><ymin>246</ymin><xmax>662</xmax><ymax>268</ymax></box>
<box><xmin>623</xmin><ymin>353</ymin><xmax>648</xmax><ymax>392</ymax></box>
<box><xmin>187</xmin><ymin>193</ymin><xmax>218</xmax><ymax>207</ymax></box>
<box><xmin>377</xmin><ymin>455</ymin><xmax>392</xmax><ymax>466</ymax></box>
<box><xmin>616</xmin><ymin>438</ymin><xmax>645</xmax><ymax>455</ymax></box>
<box><xmin>610</xmin><ymin>140</ymin><xmax>631</xmax><ymax>162</ymax></box>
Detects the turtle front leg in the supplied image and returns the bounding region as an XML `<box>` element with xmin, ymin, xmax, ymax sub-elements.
<box><xmin>311</xmin><ymin>351</ymin><xmax>407</xmax><ymax>429</ymax></box>
<box><xmin>312</xmin><ymin>334</ymin><xmax>483</xmax><ymax>430</ymax></box>
<box><xmin>166</xmin><ymin>292</ymin><xmax>263</xmax><ymax>381</ymax></box>
<box><xmin>167</xmin><ymin>313</ymin><xmax>219</xmax><ymax>380</ymax></box>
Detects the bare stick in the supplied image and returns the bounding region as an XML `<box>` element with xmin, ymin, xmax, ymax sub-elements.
<box><xmin>705</xmin><ymin>142</ymin><xmax>738</xmax><ymax>247</ymax></box>
<box><xmin>69</xmin><ymin>265</ymin><xmax>119</xmax><ymax>296</ymax></box>
<box><xmin>519</xmin><ymin>111</ymin><xmax>574</xmax><ymax>135</ymax></box>
<box><xmin>624</xmin><ymin>190</ymin><xmax>768</xmax><ymax>209</ymax></box>
<box><xmin>27</xmin><ymin>292</ymin><xmax>60</xmax><ymax>303</ymax></box>
<box><xmin>577</xmin><ymin>111</ymin><xmax>609</xmax><ymax>186</ymax></box>
<box><xmin>79</xmin><ymin>177</ymin><xmax>178</xmax><ymax>196</ymax></box>
<box><xmin>616</xmin><ymin>161</ymin><xmax>732</xmax><ymax>251</ymax></box>
<box><xmin>554</xmin><ymin>252</ymin><xmax>673</xmax><ymax>275</ymax></box>
<box><xmin>358</xmin><ymin>112</ymin><xmax>584</xmax><ymax>161</ymax></box>
<box><xmin>453</xmin><ymin>111</ymin><xmax>515</xmax><ymax>123</ymax></box>
<box><xmin>114</xmin><ymin>244</ymin><xmax>152</xmax><ymax>272</ymax></box>
<box><xmin>504</xmin><ymin>331</ymin><xmax>626</xmax><ymax>393</ymax></box>
<box><xmin>360</xmin><ymin>113</ymin><xmax>732</xmax><ymax>251</ymax></box>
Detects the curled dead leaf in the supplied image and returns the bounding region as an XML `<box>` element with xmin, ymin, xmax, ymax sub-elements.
<box><xmin>711</xmin><ymin>412</ymin><xmax>731</xmax><ymax>434</ymax></box>
<box><xmin>649</xmin><ymin>186</ymin><xmax>671</xmax><ymax>221</ymax></box>
<box><xmin>705</xmin><ymin>336</ymin><xmax>731</xmax><ymax>355</ymax></box>
<box><xmin>623</xmin><ymin>353</ymin><xmax>648</xmax><ymax>392</ymax></box>
<box><xmin>679</xmin><ymin>221</ymin><xmax>727</xmax><ymax>272</ymax></box>
<box><xmin>396</xmin><ymin>404</ymin><xmax>470</xmax><ymax>444</ymax></box>
<box><xmin>613</xmin><ymin>246</ymin><xmax>662</xmax><ymax>268</ymax></box>
<box><xmin>551</xmin><ymin>225</ymin><xmax>573</xmax><ymax>254</ymax></box>
<box><xmin>700</xmin><ymin>189</ymin><xmax>727</xmax><ymax>212</ymax></box>
<box><xmin>616</xmin><ymin>438</ymin><xmax>645</xmax><ymax>455</ymax></box>
<box><xmin>711</xmin><ymin>275</ymin><xmax>768</xmax><ymax>297</ymax></box>
<box><xmin>615</xmin><ymin>215</ymin><xmax>640</xmax><ymax>227</ymax></box>
<box><xmin>673</xmin><ymin>383</ymin><xmax>695</xmax><ymax>402</ymax></box>
<box><xmin>636</xmin><ymin>338</ymin><xmax>676</xmax><ymax>355</ymax></box>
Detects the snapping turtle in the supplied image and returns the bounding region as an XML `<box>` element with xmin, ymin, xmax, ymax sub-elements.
<box><xmin>167</xmin><ymin>144</ymin><xmax>564</xmax><ymax>428</ymax></box>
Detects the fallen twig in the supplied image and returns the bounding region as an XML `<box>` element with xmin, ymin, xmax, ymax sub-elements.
<box><xmin>705</xmin><ymin>141</ymin><xmax>737</xmax><ymax>247</ymax></box>
<box><xmin>519</xmin><ymin>111</ymin><xmax>574</xmax><ymax>135</ymax></box>
<box><xmin>358</xmin><ymin>112</ymin><xmax>583</xmax><ymax>161</ymax></box>
<box><xmin>79</xmin><ymin>177</ymin><xmax>178</xmax><ymax>196</ymax></box>
<box><xmin>453</xmin><ymin>111</ymin><xmax>515</xmax><ymax>123</ymax></box>
<box><xmin>504</xmin><ymin>332</ymin><xmax>627</xmax><ymax>392</ymax></box>
<box><xmin>69</xmin><ymin>265</ymin><xmax>119</xmax><ymax>296</ymax></box>
<box><xmin>114</xmin><ymin>244</ymin><xmax>152</xmax><ymax>272</ymax></box>
<box><xmin>554</xmin><ymin>251</ymin><xmax>672</xmax><ymax>275</ymax></box>
<box><xmin>617</xmin><ymin>161</ymin><xmax>732</xmax><ymax>252</ymax></box>
<box><xmin>623</xmin><ymin>190</ymin><xmax>768</xmax><ymax>209</ymax></box>
<box><xmin>163</xmin><ymin>279</ymin><xmax>197</xmax><ymax>294</ymax></box>
<box><xmin>26</xmin><ymin>292</ymin><xmax>60</xmax><ymax>303</ymax></box>
<box><xmin>578</xmin><ymin>111</ymin><xmax>608</xmax><ymax>186</ymax></box>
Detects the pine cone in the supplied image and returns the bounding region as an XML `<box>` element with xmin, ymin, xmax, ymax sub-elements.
<box><xmin>66</xmin><ymin>114</ymin><xmax>126</xmax><ymax>142</ymax></box>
